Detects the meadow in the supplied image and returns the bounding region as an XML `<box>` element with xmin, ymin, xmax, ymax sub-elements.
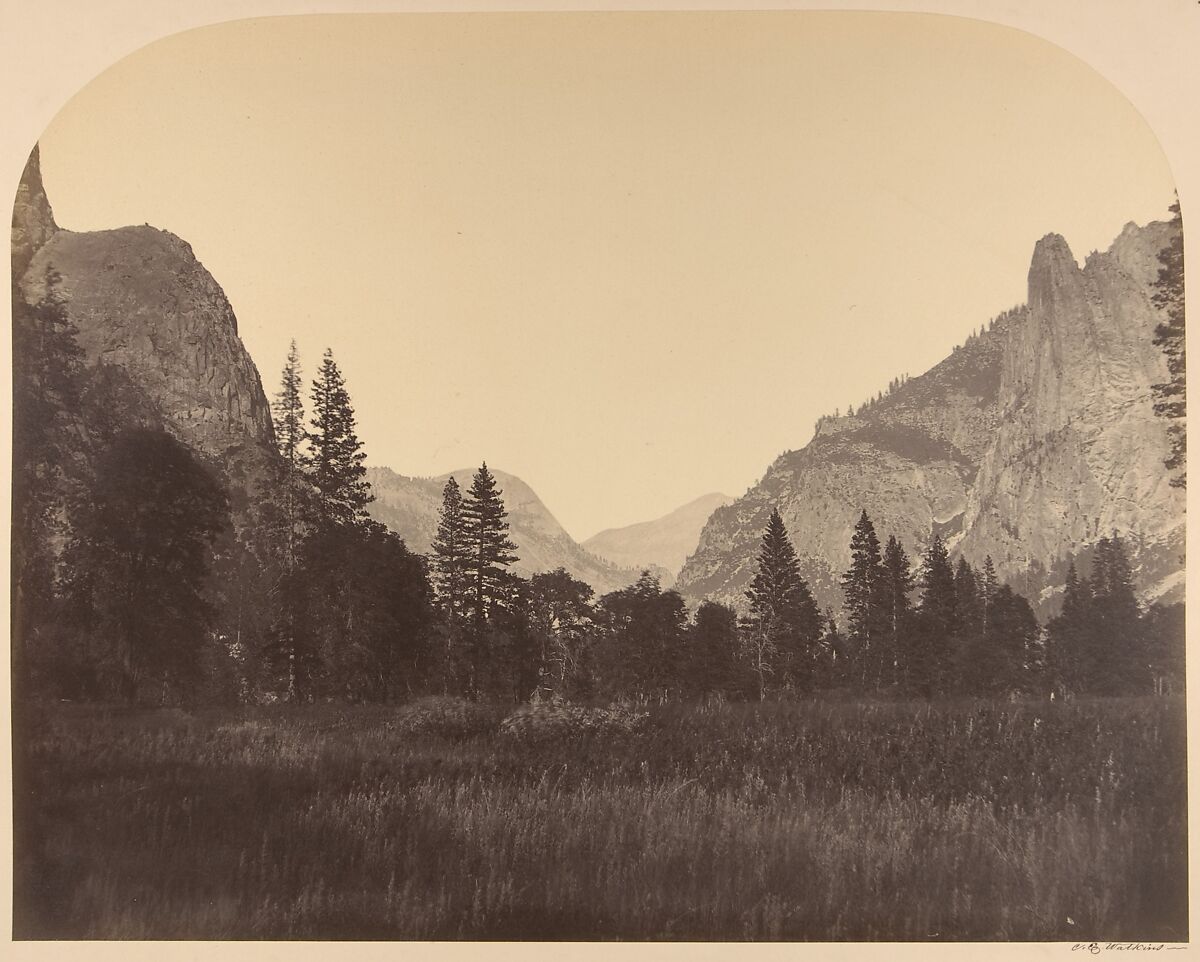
<box><xmin>12</xmin><ymin>695</ymin><xmax>1188</xmax><ymax>941</ymax></box>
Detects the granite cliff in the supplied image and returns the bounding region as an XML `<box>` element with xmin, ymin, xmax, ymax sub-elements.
<box><xmin>676</xmin><ymin>220</ymin><xmax>1183</xmax><ymax>616</ymax></box>
<box><xmin>12</xmin><ymin>145</ymin><xmax>279</xmax><ymax>523</ymax></box>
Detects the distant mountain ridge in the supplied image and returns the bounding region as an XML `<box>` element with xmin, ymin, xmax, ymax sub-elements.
<box><xmin>676</xmin><ymin>219</ymin><xmax>1184</xmax><ymax>618</ymax></box>
<box><xmin>582</xmin><ymin>493</ymin><xmax>734</xmax><ymax>587</ymax></box>
<box><xmin>367</xmin><ymin>466</ymin><xmax>652</xmax><ymax>596</ymax></box>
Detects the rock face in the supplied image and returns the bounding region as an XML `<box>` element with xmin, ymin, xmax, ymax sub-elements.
<box><xmin>677</xmin><ymin>220</ymin><xmax>1183</xmax><ymax>616</ymax></box>
<box><xmin>368</xmin><ymin>466</ymin><xmax>648</xmax><ymax>596</ymax></box>
<box><xmin>582</xmin><ymin>493</ymin><xmax>734</xmax><ymax>587</ymax></box>
<box><xmin>21</xmin><ymin>225</ymin><xmax>275</xmax><ymax>459</ymax></box>
<box><xmin>12</xmin><ymin>144</ymin><xmax>279</xmax><ymax>520</ymax></box>
<box><xmin>10</xmin><ymin>144</ymin><xmax>58</xmax><ymax>280</ymax></box>
<box><xmin>959</xmin><ymin>222</ymin><xmax>1184</xmax><ymax>604</ymax></box>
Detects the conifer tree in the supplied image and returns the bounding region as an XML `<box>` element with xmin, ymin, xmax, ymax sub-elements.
<box><xmin>1088</xmin><ymin>535</ymin><xmax>1146</xmax><ymax>694</ymax></box>
<box><xmin>913</xmin><ymin>534</ymin><xmax>957</xmax><ymax>695</ymax></box>
<box><xmin>308</xmin><ymin>349</ymin><xmax>372</xmax><ymax>526</ymax></box>
<box><xmin>274</xmin><ymin>340</ymin><xmax>306</xmax><ymax>470</ymax></box>
<box><xmin>744</xmin><ymin>508</ymin><xmax>821</xmax><ymax>692</ymax></box>
<box><xmin>431</xmin><ymin>476</ymin><xmax>470</xmax><ymax>620</ymax></box>
<box><xmin>880</xmin><ymin>535</ymin><xmax>914</xmax><ymax>690</ymax></box>
<box><xmin>841</xmin><ymin>510</ymin><xmax>885</xmax><ymax>687</ymax></box>
<box><xmin>462</xmin><ymin>463</ymin><xmax>519</xmax><ymax>625</ymax></box>
<box><xmin>270</xmin><ymin>340</ymin><xmax>311</xmax><ymax>699</ymax></box>
<box><xmin>431</xmin><ymin>476</ymin><xmax>470</xmax><ymax>692</ymax></box>
<box><xmin>461</xmin><ymin>463</ymin><xmax>518</xmax><ymax>693</ymax></box>
<box><xmin>986</xmin><ymin>584</ymin><xmax>1039</xmax><ymax>694</ymax></box>
<box><xmin>1046</xmin><ymin>562</ymin><xmax>1091</xmax><ymax>696</ymax></box>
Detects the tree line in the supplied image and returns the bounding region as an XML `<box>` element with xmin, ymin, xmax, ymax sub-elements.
<box><xmin>416</xmin><ymin>504</ymin><xmax>1180</xmax><ymax>706</ymax></box>
<box><xmin>11</xmin><ymin>272</ymin><xmax>1183</xmax><ymax>707</ymax></box>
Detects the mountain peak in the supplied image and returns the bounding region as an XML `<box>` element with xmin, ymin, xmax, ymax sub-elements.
<box><xmin>11</xmin><ymin>143</ymin><xmax>58</xmax><ymax>279</ymax></box>
<box><xmin>583</xmin><ymin>492</ymin><xmax>736</xmax><ymax>583</ymax></box>
<box><xmin>678</xmin><ymin>218</ymin><xmax>1182</xmax><ymax>617</ymax></box>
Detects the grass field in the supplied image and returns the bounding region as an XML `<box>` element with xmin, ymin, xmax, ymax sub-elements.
<box><xmin>12</xmin><ymin>696</ymin><xmax>1188</xmax><ymax>941</ymax></box>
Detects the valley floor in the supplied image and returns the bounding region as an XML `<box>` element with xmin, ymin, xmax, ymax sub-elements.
<box><xmin>12</xmin><ymin>696</ymin><xmax>1188</xmax><ymax>941</ymax></box>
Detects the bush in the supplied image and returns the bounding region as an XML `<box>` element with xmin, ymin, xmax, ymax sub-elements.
<box><xmin>499</xmin><ymin>700</ymin><xmax>648</xmax><ymax>742</ymax></box>
<box><xmin>389</xmin><ymin>696</ymin><xmax>499</xmax><ymax>740</ymax></box>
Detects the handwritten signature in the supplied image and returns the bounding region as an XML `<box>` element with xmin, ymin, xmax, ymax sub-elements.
<box><xmin>1072</xmin><ymin>945</ymin><xmax>1186</xmax><ymax>954</ymax></box>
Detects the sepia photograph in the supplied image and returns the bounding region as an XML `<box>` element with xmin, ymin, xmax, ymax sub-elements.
<box><xmin>5</xmin><ymin>0</ymin><xmax>1194</xmax><ymax>947</ymax></box>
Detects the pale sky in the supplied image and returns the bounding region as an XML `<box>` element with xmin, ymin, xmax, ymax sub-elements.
<box><xmin>35</xmin><ymin>12</ymin><xmax>1176</xmax><ymax>541</ymax></box>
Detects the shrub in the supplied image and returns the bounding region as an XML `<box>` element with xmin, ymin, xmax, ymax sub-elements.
<box><xmin>499</xmin><ymin>701</ymin><xmax>648</xmax><ymax>742</ymax></box>
<box><xmin>389</xmin><ymin>696</ymin><xmax>499</xmax><ymax>740</ymax></box>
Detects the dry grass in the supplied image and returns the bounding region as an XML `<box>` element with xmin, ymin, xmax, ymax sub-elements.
<box><xmin>13</xmin><ymin>696</ymin><xmax>1187</xmax><ymax>940</ymax></box>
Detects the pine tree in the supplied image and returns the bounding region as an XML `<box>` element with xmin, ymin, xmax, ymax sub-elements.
<box><xmin>1151</xmin><ymin>200</ymin><xmax>1185</xmax><ymax>487</ymax></box>
<box><xmin>308</xmin><ymin>349</ymin><xmax>372</xmax><ymax>526</ymax></box>
<box><xmin>431</xmin><ymin>476</ymin><xmax>470</xmax><ymax>620</ymax></box>
<box><xmin>274</xmin><ymin>340</ymin><xmax>306</xmax><ymax>470</ymax></box>
<box><xmin>270</xmin><ymin>340</ymin><xmax>310</xmax><ymax>700</ymax></box>
<box><xmin>431</xmin><ymin>476</ymin><xmax>470</xmax><ymax>692</ymax></box>
<box><xmin>880</xmin><ymin>535</ymin><xmax>914</xmax><ymax>690</ymax></box>
<box><xmin>462</xmin><ymin>463</ymin><xmax>519</xmax><ymax>693</ymax></box>
<box><xmin>953</xmin><ymin>558</ymin><xmax>981</xmax><ymax>689</ymax></box>
<box><xmin>744</xmin><ymin>508</ymin><xmax>821</xmax><ymax>693</ymax></box>
<box><xmin>1046</xmin><ymin>562</ymin><xmax>1091</xmax><ymax>696</ymax></box>
<box><xmin>986</xmin><ymin>584</ymin><xmax>1039</xmax><ymax>695</ymax></box>
<box><xmin>840</xmin><ymin>510</ymin><xmax>885</xmax><ymax>688</ymax></box>
<box><xmin>913</xmin><ymin>534</ymin><xmax>957</xmax><ymax>696</ymax></box>
<box><xmin>1088</xmin><ymin>535</ymin><xmax>1146</xmax><ymax>694</ymax></box>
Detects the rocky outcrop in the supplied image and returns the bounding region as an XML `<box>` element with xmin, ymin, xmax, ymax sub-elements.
<box><xmin>582</xmin><ymin>492</ymin><xmax>734</xmax><ymax>587</ymax></box>
<box><xmin>12</xmin><ymin>144</ymin><xmax>279</xmax><ymax>530</ymax></box>
<box><xmin>677</xmin><ymin>220</ymin><xmax>1183</xmax><ymax>615</ymax></box>
<box><xmin>959</xmin><ymin>223</ymin><xmax>1184</xmax><ymax>604</ymax></box>
<box><xmin>10</xmin><ymin>144</ymin><xmax>58</xmax><ymax>280</ymax></box>
<box><xmin>368</xmin><ymin>466</ymin><xmax>649</xmax><ymax>596</ymax></box>
<box><xmin>20</xmin><ymin>224</ymin><xmax>275</xmax><ymax>459</ymax></box>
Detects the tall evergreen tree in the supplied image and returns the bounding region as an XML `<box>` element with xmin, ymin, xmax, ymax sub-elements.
<box><xmin>1046</xmin><ymin>562</ymin><xmax>1091</xmax><ymax>696</ymax></box>
<box><xmin>430</xmin><ymin>475</ymin><xmax>471</xmax><ymax>692</ymax></box>
<box><xmin>912</xmin><ymin>534</ymin><xmax>957</xmax><ymax>696</ymax></box>
<box><xmin>879</xmin><ymin>535</ymin><xmax>915</xmax><ymax>690</ymax></box>
<box><xmin>461</xmin><ymin>463</ymin><xmax>518</xmax><ymax>694</ymax></box>
<box><xmin>1088</xmin><ymin>535</ymin><xmax>1146</xmax><ymax>694</ymax></box>
<box><xmin>1151</xmin><ymin>200</ymin><xmax>1185</xmax><ymax>487</ymax></box>
<box><xmin>274</xmin><ymin>339</ymin><xmax>307</xmax><ymax>470</ymax></box>
<box><xmin>431</xmin><ymin>476</ymin><xmax>470</xmax><ymax>619</ymax></box>
<box><xmin>308</xmin><ymin>349</ymin><xmax>372</xmax><ymax>525</ymax></box>
<box><xmin>270</xmin><ymin>340</ymin><xmax>311</xmax><ymax>700</ymax></box>
<box><xmin>841</xmin><ymin>510</ymin><xmax>885</xmax><ymax>688</ymax></box>
<box><xmin>462</xmin><ymin>463</ymin><xmax>519</xmax><ymax>626</ymax></box>
<box><xmin>744</xmin><ymin>508</ymin><xmax>821</xmax><ymax>693</ymax></box>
